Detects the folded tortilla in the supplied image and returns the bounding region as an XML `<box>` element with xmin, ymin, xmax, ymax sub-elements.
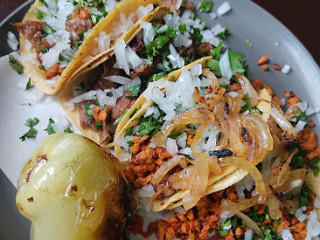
<box><xmin>18</xmin><ymin>0</ymin><xmax>163</xmax><ymax>95</ymax></box>
<box><xmin>57</xmin><ymin>5</ymin><xmax>170</xmax><ymax>148</ymax></box>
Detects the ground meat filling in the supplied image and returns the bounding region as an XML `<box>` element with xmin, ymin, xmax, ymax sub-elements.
<box><xmin>14</xmin><ymin>21</ymin><xmax>52</xmax><ymax>54</ymax></box>
<box><xmin>66</xmin><ymin>16</ymin><xmax>93</xmax><ymax>43</ymax></box>
<box><xmin>180</xmin><ymin>42</ymin><xmax>215</xmax><ymax>59</ymax></box>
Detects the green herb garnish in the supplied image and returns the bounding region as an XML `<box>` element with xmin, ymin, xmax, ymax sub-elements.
<box><xmin>308</xmin><ymin>157</ymin><xmax>320</xmax><ymax>176</ymax></box>
<box><xmin>127</xmin><ymin>84</ymin><xmax>141</xmax><ymax>96</ymax></box>
<box><xmin>218</xmin><ymin>28</ymin><xmax>229</xmax><ymax>39</ymax></box>
<box><xmin>246</xmin><ymin>38</ymin><xmax>252</xmax><ymax>46</ymax></box>
<box><xmin>19</xmin><ymin>118</ymin><xmax>39</xmax><ymax>141</ymax></box>
<box><xmin>197</xmin><ymin>0</ymin><xmax>213</xmax><ymax>12</ymax></box>
<box><xmin>44</xmin><ymin>118</ymin><xmax>56</xmax><ymax>135</ymax></box>
<box><xmin>9</xmin><ymin>55</ymin><xmax>24</xmax><ymax>74</ymax></box>
<box><xmin>26</xmin><ymin>78</ymin><xmax>32</xmax><ymax>90</ymax></box>
<box><xmin>64</xmin><ymin>128</ymin><xmax>73</xmax><ymax>133</ymax></box>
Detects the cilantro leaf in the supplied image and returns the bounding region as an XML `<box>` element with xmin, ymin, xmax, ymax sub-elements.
<box><xmin>207</xmin><ymin>59</ymin><xmax>222</xmax><ymax>77</ymax></box>
<box><xmin>229</xmin><ymin>51</ymin><xmax>245</xmax><ymax>74</ymax></box>
<box><xmin>34</xmin><ymin>8</ymin><xmax>45</xmax><ymax>20</ymax></box>
<box><xmin>26</xmin><ymin>78</ymin><xmax>32</xmax><ymax>90</ymax></box>
<box><xmin>64</xmin><ymin>128</ymin><xmax>73</xmax><ymax>133</ymax></box>
<box><xmin>43</xmin><ymin>25</ymin><xmax>54</xmax><ymax>34</ymax></box>
<box><xmin>125</xmin><ymin>126</ymin><xmax>133</xmax><ymax>137</ymax></box>
<box><xmin>246</xmin><ymin>38</ymin><xmax>252</xmax><ymax>46</ymax></box>
<box><xmin>299</xmin><ymin>186</ymin><xmax>311</xmax><ymax>208</ymax></box>
<box><xmin>192</xmin><ymin>28</ymin><xmax>202</xmax><ymax>43</ymax></box>
<box><xmin>308</xmin><ymin>157</ymin><xmax>320</xmax><ymax>176</ymax></box>
<box><xmin>44</xmin><ymin>118</ymin><xmax>56</xmax><ymax>135</ymax></box>
<box><xmin>95</xmin><ymin>122</ymin><xmax>103</xmax><ymax>131</ymax></box>
<box><xmin>9</xmin><ymin>55</ymin><xmax>24</xmax><ymax>74</ymax></box>
<box><xmin>148</xmin><ymin>74</ymin><xmax>163</xmax><ymax>83</ymax></box>
<box><xmin>138</xmin><ymin>111</ymin><xmax>165</xmax><ymax>137</ymax></box>
<box><xmin>209</xmin><ymin>41</ymin><xmax>223</xmax><ymax>59</ymax></box>
<box><xmin>127</xmin><ymin>84</ymin><xmax>141</xmax><ymax>96</ymax></box>
<box><xmin>19</xmin><ymin>118</ymin><xmax>39</xmax><ymax>141</ymax></box>
<box><xmin>26</xmin><ymin>118</ymin><xmax>39</xmax><ymax>128</ymax></box>
<box><xmin>197</xmin><ymin>0</ymin><xmax>213</xmax><ymax>12</ymax></box>
<box><xmin>218</xmin><ymin>28</ymin><xmax>229</xmax><ymax>40</ymax></box>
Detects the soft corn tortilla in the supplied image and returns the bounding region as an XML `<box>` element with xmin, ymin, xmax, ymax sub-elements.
<box><xmin>19</xmin><ymin>0</ymin><xmax>164</xmax><ymax>95</ymax></box>
<box><xmin>57</xmin><ymin>6</ymin><xmax>170</xmax><ymax>148</ymax></box>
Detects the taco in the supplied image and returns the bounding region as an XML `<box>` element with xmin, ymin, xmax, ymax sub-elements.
<box><xmin>14</xmin><ymin>0</ymin><xmax>162</xmax><ymax>95</ymax></box>
<box><xmin>57</xmin><ymin>6</ymin><xmax>221</xmax><ymax>147</ymax></box>
<box><xmin>115</xmin><ymin>56</ymin><xmax>297</xmax><ymax>212</ymax></box>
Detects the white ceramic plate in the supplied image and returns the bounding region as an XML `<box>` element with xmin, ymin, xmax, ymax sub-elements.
<box><xmin>0</xmin><ymin>0</ymin><xmax>319</xmax><ymax>239</ymax></box>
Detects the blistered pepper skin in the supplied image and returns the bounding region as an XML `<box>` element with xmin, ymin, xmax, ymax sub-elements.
<box><xmin>16</xmin><ymin>133</ymin><xmax>128</xmax><ymax>240</ymax></box>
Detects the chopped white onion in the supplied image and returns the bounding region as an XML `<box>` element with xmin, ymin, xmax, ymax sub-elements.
<box><xmin>219</xmin><ymin>49</ymin><xmax>233</xmax><ymax>81</ymax></box>
<box><xmin>216</xmin><ymin>1</ymin><xmax>231</xmax><ymax>16</ymax></box>
<box><xmin>281</xmin><ymin>64</ymin><xmax>291</xmax><ymax>74</ymax></box>
<box><xmin>7</xmin><ymin>31</ymin><xmax>18</xmax><ymax>51</ymax></box>
<box><xmin>280</xmin><ymin>228</ymin><xmax>294</xmax><ymax>240</ymax></box>
<box><xmin>244</xmin><ymin>229</ymin><xmax>253</xmax><ymax>240</ymax></box>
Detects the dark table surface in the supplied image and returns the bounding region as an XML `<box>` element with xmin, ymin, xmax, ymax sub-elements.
<box><xmin>0</xmin><ymin>0</ymin><xmax>319</xmax><ymax>65</ymax></box>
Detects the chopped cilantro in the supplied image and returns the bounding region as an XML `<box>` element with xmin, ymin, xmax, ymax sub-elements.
<box><xmin>125</xmin><ymin>126</ymin><xmax>133</xmax><ymax>137</ymax></box>
<box><xmin>73</xmin><ymin>40</ymin><xmax>82</xmax><ymax>49</ymax></box>
<box><xmin>43</xmin><ymin>25</ymin><xmax>54</xmax><ymax>34</ymax></box>
<box><xmin>246</xmin><ymin>38</ymin><xmax>252</xmax><ymax>46</ymax></box>
<box><xmin>291</xmin><ymin>147</ymin><xmax>307</xmax><ymax>169</ymax></box>
<box><xmin>19</xmin><ymin>118</ymin><xmax>39</xmax><ymax>141</ymax></box>
<box><xmin>220</xmin><ymin>84</ymin><xmax>231</xmax><ymax>92</ymax></box>
<box><xmin>154</xmin><ymin>35</ymin><xmax>170</xmax><ymax>49</ymax></box>
<box><xmin>209</xmin><ymin>41</ymin><xmax>223</xmax><ymax>59</ymax></box>
<box><xmin>197</xmin><ymin>0</ymin><xmax>213</xmax><ymax>12</ymax></box>
<box><xmin>189</xmin><ymin>11</ymin><xmax>195</xmax><ymax>20</ymax></box>
<box><xmin>34</xmin><ymin>8</ymin><xmax>45</xmax><ymax>20</ymax></box>
<box><xmin>168</xmin><ymin>133</ymin><xmax>182</xmax><ymax>139</ymax></box>
<box><xmin>299</xmin><ymin>186</ymin><xmax>311</xmax><ymax>208</ymax></box>
<box><xmin>44</xmin><ymin>118</ymin><xmax>55</xmax><ymax>135</ymax></box>
<box><xmin>64</xmin><ymin>128</ymin><xmax>73</xmax><ymax>133</ymax></box>
<box><xmin>148</xmin><ymin>74</ymin><xmax>163</xmax><ymax>83</ymax></box>
<box><xmin>229</xmin><ymin>51</ymin><xmax>245</xmax><ymax>74</ymax></box>
<box><xmin>308</xmin><ymin>157</ymin><xmax>320</xmax><ymax>176</ymax></box>
<box><xmin>40</xmin><ymin>48</ymin><xmax>48</xmax><ymax>53</ymax></box>
<box><xmin>218</xmin><ymin>28</ymin><xmax>229</xmax><ymax>39</ymax></box>
<box><xmin>26</xmin><ymin>78</ymin><xmax>32</xmax><ymax>90</ymax></box>
<box><xmin>192</xmin><ymin>28</ymin><xmax>202</xmax><ymax>43</ymax></box>
<box><xmin>127</xmin><ymin>84</ymin><xmax>141</xmax><ymax>96</ymax></box>
<box><xmin>9</xmin><ymin>55</ymin><xmax>24</xmax><ymax>74</ymax></box>
<box><xmin>207</xmin><ymin>59</ymin><xmax>222</xmax><ymax>77</ymax></box>
<box><xmin>138</xmin><ymin>111</ymin><xmax>165</xmax><ymax>137</ymax></box>
<box><xmin>94</xmin><ymin>98</ymin><xmax>100</xmax><ymax>107</ymax></box>
<box><xmin>95</xmin><ymin>122</ymin><xmax>103</xmax><ymax>131</ymax></box>
<box><xmin>178</xmin><ymin>24</ymin><xmax>187</xmax><ymax>33</ymax></box>
<box><xmin>274</xmin><ymin>219</ymin><xmax>281</xmax><ymax>228</ymax></box>
<box><xmin>127</xmin><ymin>140</ymin><xmax>134</xmax><ymax>147</ymax></box>
<box><xmin>219</xmin><ymin>219</ymin><xmax>232</xmax><ymax>236</ymax></box>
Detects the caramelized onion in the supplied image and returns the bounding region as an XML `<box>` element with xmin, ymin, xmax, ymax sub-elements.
<box><xmin>232</xmin><ymin>210</ymin><xmax>263</xmax><ymax>238</ymax></box>
<box><xmin>151</xmin><ymin>155</ymin><xmax>185</xmax><ymax>185</ymax></box>
<box><xmin>267</xmin><ymin>192</ymin><xmax>282</xmax><ymax>220</ymax></box>
<box><xmin>223</xmin><ymin>157</ymin><xmax>266</xmax><ymax>195</ymax></box>
<box><xmin>182</xmin><ymin>159</ymin><xmax>209</xmax><ymax>210</ymax></box>
<box><xmin>235</xmin><ymin>73</ymin><xmax>259</xmax><ymax>106</ymax></box>
<box><xmin>221</xmin><ymin>197</ymin><xmax>258</xmax><ymax>212</ymax></box>
<box><xmin>242</xmin><ymin>114</ymin><xmax>273</xmax><ymax>164</ymax></box>
<box><xmin>270</xmin><ymin>106</ymin><xmax>296</xmax><ymax>139</ymax></box>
